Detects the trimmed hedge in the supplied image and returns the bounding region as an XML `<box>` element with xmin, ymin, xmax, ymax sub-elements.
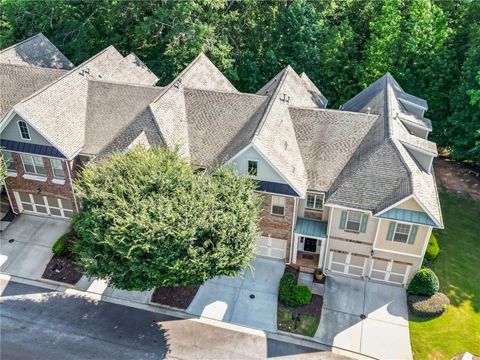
<box><xmin>407</xmin><ymin>268</ymin><xmax>440</xmax><ymax>296</ymax></box>
<box><xmin>52</xmin><ymin>233</ymin><xmax>71</xmax><ymax>257</ymax></box>
<box><xmin>408</xmin><ymin>293</ymin><xmax>450</xmax><ymax>317</ymax></box>
<box><xmin>279</xmin><ymin>273</ymin><xmax>312</xmax><ymax>307</ymax></box>
<box><xmin>425</xmin><ymin>234</ymin><xmax>440</xmax><ymax>261</ymax></box>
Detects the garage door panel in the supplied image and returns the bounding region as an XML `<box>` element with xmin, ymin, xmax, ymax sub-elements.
<box><xmin>329</xmin><ymin>251</ymin><xmax>366</xmax><ymax>278</ymax></box>
<box><xmin>15</xmin><ymin>192</ymin><xmax>71</xmax><ymax>220</ymax></box>
<box><xmin>255</xmin><ymin>236</ymin><xmax>286</xmax><ymax>260</ymax></box>
<box><xmin>370</xmin><ymin>258</ymin><xmax>410</xmax><ymax>285</ymax></box>
<box><xmin>330</xmin><ymin>262</ymin><xmax>346</xmax><ymax>273</ymax></box>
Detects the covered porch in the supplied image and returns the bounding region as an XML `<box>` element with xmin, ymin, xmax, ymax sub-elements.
<box><xmin>292</xmin><ymin>217</ymin><xmax>328</xmax><ymax>270</ymax></box>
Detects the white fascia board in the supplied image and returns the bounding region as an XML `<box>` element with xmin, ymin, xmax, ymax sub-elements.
<box><xmin>374</xmin><ymin>194</ymin><xmax>415</xmax><ymax>216</ymax></box>
<box><xmin>400</xmin><ymin>140</ymin><xmax>437</xmax><ymax>157</ymax></box>
<box><xmin>323</xmin><ymin>203</ymin><xmax>373</xmax><ymax>215</ymax></box>
<box><xmin>412</xmin><ymin>194</ymin><xmax>442</xmax><ymax>228</ymax></box>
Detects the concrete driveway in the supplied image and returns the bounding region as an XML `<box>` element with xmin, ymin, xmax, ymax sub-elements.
<box><xmin>187</xmin><ymin>257</ymin><xmax>285</xmax><ymax>332</ymax></box>
<box><xmin>0</xmin><ymin>215</ymin><xmax>70</xmax><ymax>279</ymax></box>
<box><xmin>315</xmin><ymin>275</ymin><xmax>412</xmax><ymax>360</ymax></box>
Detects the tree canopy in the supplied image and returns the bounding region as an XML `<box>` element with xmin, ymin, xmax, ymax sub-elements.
<box><xmin>72</xmin><ymin>147</ymin><xmax>261</xmax><ymax>291</ymax></box>
<box><xmin>1</xmin><ymin>0</ymin><xmax>479</xmax><ymax>166</ymax></box>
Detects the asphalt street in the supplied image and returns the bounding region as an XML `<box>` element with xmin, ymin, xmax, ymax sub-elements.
<box><xmin>0</xmin><ymin>281</ymin><xmax>344</xmax><ymax>360</ymax></box>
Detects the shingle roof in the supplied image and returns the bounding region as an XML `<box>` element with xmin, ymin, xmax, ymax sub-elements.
<box><xmin>122</xmin><ymin>53</ymin><xmax>159</xmax><ymax>85</ymax></box>
<box><xmin>0</xmin><ymin>63</ymin><xmax>67</xmax><ymax>118</ymax></box>
<box><xmin>12</xmin><ymin>46</ymin><xmax>159</xmax><ymax>159</ymax></box>
<box><xmin>0</xmin><ymin>33</ymin><xmax>74</xmax><ymax>70</ymax></box>
<box><xmin>332</xmin><ymin>73</ymin><xmax>442</xmax><ymax>226</ymax></box>
<box><xmin>83</xmin><ymin>80</ymin><xmax>163</xmax><ymax>154</ymax></box>
<box><xmin>290</xmin><ymin>107</ymin><xmax>378</xmax><ymax>191</ymax></box>
<box><xmin>184</xmin><ymin>88</ymin><xmax>267</xmax><ymax>165</ymax></box>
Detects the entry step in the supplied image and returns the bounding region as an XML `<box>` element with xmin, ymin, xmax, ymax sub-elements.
<box><xmin>299</xmin><ymin>266</ymin><xmax>315</xmax><ymax>274</ymax></box>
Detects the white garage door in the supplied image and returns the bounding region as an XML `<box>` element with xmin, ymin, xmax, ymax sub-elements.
<box><xmin>14</xmin><ymin>192</ymin><xmax>73</xmax><ymax>219</ymax></box>
<box><xmin>255</xmin><ymin>236</ymin><xmax>286</xmax><ymax>259</ymax></box>
<box><xmin>369</xmin><ymin>258</ymin><xmax>411</xmax><ymax>285</ymax></box>
<box><xmin>328</xmin><ymin>250</ymin><xmax>368</xmax><ymax>277</ymax></box>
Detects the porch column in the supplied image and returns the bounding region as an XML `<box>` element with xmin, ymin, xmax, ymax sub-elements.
<box><xmin>292</xmin><ymin>234</ymin><xmax>299</xmax><ymax>263</ymax></box>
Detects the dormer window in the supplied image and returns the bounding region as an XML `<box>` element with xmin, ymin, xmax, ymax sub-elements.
<box><xmin>306</xmin><ymin>193</ymin><xmax>324</xmax><ymax>210</ymax></box>
<box><xmin>18</xmin><ymin>121</ymin><xmax>30</xmax><ymax>140</ymax></box>
<box><xmin>248</xmin><ymin>160</ymin><xmax>258</xmax><ymax>176</ymax></box>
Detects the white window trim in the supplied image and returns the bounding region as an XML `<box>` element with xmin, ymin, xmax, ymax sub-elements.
<box><xmin>17</xmin><ymin>120</ymin><xmax>31</xmax><ymax>141</ymax></box>
<box><xmin>392</xmin><ymin>222</ymin><xmax>412</xmax><ymax>244</ymax></box>
<box><xmin>247</xmin><ymin>159</ymin><xmax>258</xmax><ymax>177</ymax></box>
<box><xmin>51</xmin><ymin>178</ymin><xmax>66</xmax><ymax>185</ymax></box>
<box><xmin>305</xmin><ymin>192</ymin><xmax>324</xmax><ymax>211</ymax></box>
<box><xmin>50</xmin><ymin>158</ymin><xmax>65</xmax><ymax>179</ymax></box>
<box><xmin>271</xmin><ymin>195</ymin><xmax>285</xmax><ymax>216</ymax></box>
<box><xmin>22</xmin><ymin>173</ymin><xmax>48</xmax><ymax>182</ymax></box>
<box><xmin>345</xmin><ymin>210</ymin><xmax>362</xmax><ymax>232</ymax></box>
<box><xmin>21</xmin><ymin>154</ymin><xmax>46</xmax><ymax>177</ymax></box>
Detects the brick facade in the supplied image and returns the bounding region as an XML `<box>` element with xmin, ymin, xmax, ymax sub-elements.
<box><xmin>304</xmin><ymin>209</ymin><xmax>323</xmax><ymax>220</ymax></box>
<box><xmin>257</xmin><ymin>192</ymin><xmax>295</xmax><ymax>261</ymax></box>
<box><xmin>4</xmin><ymin>152</ymin><xmax>76</xmax><ymax>213</ymax></box>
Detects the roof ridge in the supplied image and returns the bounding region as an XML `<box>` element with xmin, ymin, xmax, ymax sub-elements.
<box><xmin>289</xmin><ymin>106</ymin><xmax>380</xmax><ymax>119</ymax></box>
<box><xmin>183</xmin><ymin>86</ymin><xmax>267</xmax><ymax>99</ymax></box>
<box><xmin>87</xmin><ymin>78</ymin><xmax>162</xmax><ymax>90</ymax></box>
<box><xmin>0</xmin><ymin>62</ymin><xmax>68</xmax><ymax>73</ymax></box>
<box><xmin>16</xmin><ymin>45</ymin><xmax>118</xmax><ymax>105</ymax></box>
<box><xmin>0</xmin><ymin>33</ymin><xmax>44</xmax><ymax>54</ymax></box>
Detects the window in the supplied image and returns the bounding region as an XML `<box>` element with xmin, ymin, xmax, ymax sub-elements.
<box><xmin>50</xmin><ymin>159</ymin><xmax>65</xmax><ymax>179</ymax></box>
<box><xmin>2</xmin><ymin>151</ymin><xmax>16</xmax><ymax>171</ymax></box>
<box><xmin>247</xmin><ymin>160</ymin><xmax>258</xmax><ymax>176</ymax></box>
<box><xmin>306</xmin><ymin>193</ymin><xmax>324</xmax><ymax>210</ymax></box>
<box><xmin>393</xmin><ymin>223</ymin><xmax>412</xmax><ymax>243</ymax></box>
<box><xmin>21</xmin><ymin>154</ymin><xmax>46</xmax><ymax>176</ymax></box>
<box><xmin>18</xmin><ymin>121</ymin><xmax>30</xmax><ymax>140</ymax></box>
<box><xmin>271</xmin><ymin>195</ymin><xmax>285</xmax><ymax>216</ymax></box>
<box><xmin>345</xmin><ymin>211</ymin><xmax>362</xmax><ymax>232</ymax></box>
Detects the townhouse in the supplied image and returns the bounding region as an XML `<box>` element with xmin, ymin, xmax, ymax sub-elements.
<box><xmin>0</xmin><ymin>34</ymin><xmax>443</xmax><ymax>286</ymax></box>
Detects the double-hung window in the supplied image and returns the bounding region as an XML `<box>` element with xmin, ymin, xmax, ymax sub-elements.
<box><xmin>393</xmin><ymin>223</ymin><xmax>411</xmax><ymax>243</ymax></box>
<box><xmin>306</xmin><ymin>193</ymin><xmax>324</xmax><ymax>210</ymax></box>
<box><xmin>345</xmin><ymin>211</ymin><xmax>362</xmax><ymax>232</ymax></box>
<box><xmin>18</xmin><ymin>121</ymin><xmax>31</xmax><ymax>140</ymax></box>
<box><xmin>247</xmin><ymin>160</ymin><xmax>258</xmax><ymax>176</ymax></box>
<box><xmin>50</xmin><ymin>159</ymin><xmax>65</xmax><ymax>179</ymax></box>
<box><xmin>271</xmin><ymin>195</ymin><xmax>285</xmax><ymax>216</ymax></box>
<box><xmin>21</xmin><ymin>154</ymin><xmax>46</xmax><ymax>176</ymax></box>
<box><xmin>2</xmin><ymin>151</ymin><xmax>16</xmax><ymax>172</ymax></box>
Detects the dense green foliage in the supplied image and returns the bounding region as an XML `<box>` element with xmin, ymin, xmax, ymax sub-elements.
<box><xmin>279</xmin><ymin>272</ymin><xmax>312</xmax><ymax>307</ymax></box>
<box><xmin>72</xmin><ymin>147</ymin><xmax>261</xmax><ymax>291</ymax></box>
<box><xmin>408</xmin><ymin>292</ymin><xmax>450</xmax><ymax>317</ymax></box>
<box><xmin>408</xmin><ymin>268</ymin><xmax>440</xmax><ymax>296</ymax></box>
<box><xmin>1</xmin><ymin>0</ymin><xmax>478</xmax><ymax>165</ymax></box>
<box><xmin>52</xmin><ymin>233</ymin><xmax>70</xmax><ymax>257</ymax></box>
<box><xmin>425</xmin><ymin>233</ymin><xmax>440</xmax><ymax>261</ymax></box>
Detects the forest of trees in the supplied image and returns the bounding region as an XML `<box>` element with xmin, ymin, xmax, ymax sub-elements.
<box><xmin>1</xmin><ymin>0</ymin><xmax>479</xmax><ymax>166</ymax></box>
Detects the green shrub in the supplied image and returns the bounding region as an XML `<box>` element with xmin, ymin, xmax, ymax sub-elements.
<box><xmin>278</xmin><ymin>273</ymin><xmax>312</xmax><ymax>307</ymax></box>
<box><xmin>407</xmin><ymin>268</ymin><xmax>440</xmax><ymax>296</ymax></box>
<box><xmin>425</xmin><ymin>234</ymin><xmax>440</xmax><ymax>261</ymax></box>
<box><xmin>408</xmin><ymin>293</ymin><xmax>450</xmax><ymax>317</ymax></box>
<box><xmin>52</xmin><ymin>233</ymin><xmax>71</xmax><ymax>257</ymax></box>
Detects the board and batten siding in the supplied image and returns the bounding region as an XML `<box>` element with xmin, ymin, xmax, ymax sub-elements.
<box><xmin>1</xmin><ymin>113</ymin><xmax>53</xmax><ymax>146</ymax></box>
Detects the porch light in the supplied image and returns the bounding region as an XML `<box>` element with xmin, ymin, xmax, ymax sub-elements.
<box><xmin>370</xmin><ymin>249</ymin><xmax>374</xmax><ymax>256</ymax></box>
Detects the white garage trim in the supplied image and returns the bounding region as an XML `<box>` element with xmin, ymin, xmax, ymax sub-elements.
<box><xmin>255</xmin><ymin>236</ymin><xmax>286</xmax><ymax>260</ymax></box>
<box><xmin>327</xmin><ymin>250</ymin><xmax>368</xmax><ymax>278</ymax></box>
<box><xmin>14</xmin><ymin>191</ymin><xmax>73</xmax><ymax>219</ymax></box>
<box><xmin>369</xmin><ymin>257</ymin><xmax>412</xmax><ymax>285</ymax></box>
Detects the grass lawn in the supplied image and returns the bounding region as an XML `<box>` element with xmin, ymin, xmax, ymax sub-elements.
<box><xmin>277</xmin><ymin>308</ymin><xmax>320</xmax><ymax>337</ymax></box>
<box><xmin>409</xmin><ymin>191</ymin><xmax>480</xmax><ymax>359</ymax></box>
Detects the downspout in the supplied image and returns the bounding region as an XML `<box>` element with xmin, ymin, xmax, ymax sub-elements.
<box><xmin>322</xmin><ymin>206</ymin><xmax>334</xmax><ymax>271</ymax></box>
<box><xmin>66</xmin><ymin>159</ymin><xmax>79</xmax><ymax>212</ymax></box>
<box><xmin>287</xmin><ymin>197</ymin><xmax>298</xmax><ymax>264</ymax></box>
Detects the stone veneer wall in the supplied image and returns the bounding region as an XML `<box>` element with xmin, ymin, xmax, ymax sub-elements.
<box><xmin>5</xmin><ymin>152</ymin><xmax>76</xmax><ymax>213</ymax></box>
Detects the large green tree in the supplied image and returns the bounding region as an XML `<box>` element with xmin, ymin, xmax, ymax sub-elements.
<box><xmin>72</xmin><ymin>147</ymin><xmax>261</xmax><ymax>291</ymax></box>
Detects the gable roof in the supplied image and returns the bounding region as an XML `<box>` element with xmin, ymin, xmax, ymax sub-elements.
<box><xmin>83</xmin><ymin>80</ymin><xmax>164</xmax><ymax>155</ymax></box>
<box><xmin>0</xmin><ymin>33</ymin><xmax>74</xmax><ymax>70</ymax></box>
<box><xmin>331</xmin><ymin>73</ymin><xmax>442</xmax><ymax>227</ymax></box>
<box><xmin>11</xmin><ymin>46</ymin><xmax>160</xmax><ymax>159</ymax></box>
<box><xmin>0</xmin><ymin>63</ymin><xmax>67</xmax><ymax>118</ymax></box>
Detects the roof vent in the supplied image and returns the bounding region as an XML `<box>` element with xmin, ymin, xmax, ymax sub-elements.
<box><xmin>280</xmin><ymin>93</ymin><xmax>290</xmax><ymax>104</ymax></box>
<box><xmin>174</xmin><ymin>78</ymin><xmax>183</xmax><ymax>89</ymax></box>
<box><xmin>284</xmin><ymin>141</ymin><xmax>288</xmax><ymax>150</ymax></box>
<box><xmin>339</xmin><ymin>105</ymin><xmax>344</xmax><ymax>110</ymax></box>
<box><xmin>367</xmin><ymin>107</ymin><xmax>371</xmax><ymax>114</ymax></box>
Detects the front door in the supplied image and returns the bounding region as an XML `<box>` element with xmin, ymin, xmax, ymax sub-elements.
<box><xmin>304</xmin><ymin>237</ymin><xmax>317</xmax><ymax>252</ymax></box>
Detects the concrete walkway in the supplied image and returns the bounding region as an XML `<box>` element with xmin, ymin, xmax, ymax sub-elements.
<box><xmin>315</xmin><ymin>275</ymin><xmax>412</xmax><ymax>360</ymax></box>
<box><xmin>187</xmin><ymin>257</ymin><xmax>285</xmax><ymax>332</ymax></box>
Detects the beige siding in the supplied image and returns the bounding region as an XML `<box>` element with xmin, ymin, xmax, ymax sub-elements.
<box><xmin>375</xmin><ymin>219</ymin><xmax>430</xmax><ymax>256</ymax></box>
<box><xmin>395</xmin><ymin>197</ymin><xmax>424</xmax><ymax>212</ymax></box>
<box><xmin>328</xmin><ymin>207</ymin><xmax>378</xmax><ymax>244</ymax></box>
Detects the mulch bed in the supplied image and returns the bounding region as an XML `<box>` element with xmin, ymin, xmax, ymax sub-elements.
<box><xmin>151</xmin><ymin>286</ymin><xmax>199</xmax><ymax>310</ymax></box>
<box><xmin>279</xmin><ymin>294</ymin><xmax>323</xmax><ymax>317</ymax></box>
<box><xmin>41</xmin><ymin>255</ymin><xmax>83</xmax><ymax>285</ymax></box>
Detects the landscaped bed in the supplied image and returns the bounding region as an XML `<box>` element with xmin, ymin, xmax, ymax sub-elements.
<box><xmin>276</xmin><ymin>265</ymin><xmax>323</xmax><ymax>337</ymax></box>
<box><xmin>151</xmin><ymin>286</ymin><xmax>199</xmax><ymax>310</ymax></box>
<box><xmin>42</xmin><ymin>232</ymin><xmax>83</xmax><ymax>285</ymax></box>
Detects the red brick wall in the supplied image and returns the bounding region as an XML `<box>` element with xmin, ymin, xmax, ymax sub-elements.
<box><xmin>304</xmin><ymin>209</ymin><xmax>323</xmax><ymax>220</ymax></box>
<box><xmin>4</xmin><ymin>152</ymin><xmax>76</xmax><ymax>213</ymax></box>
<box><xmin>257</xmin><ymin>192</ymin><xmax>295</xmax><ymax>261</ymax></box>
